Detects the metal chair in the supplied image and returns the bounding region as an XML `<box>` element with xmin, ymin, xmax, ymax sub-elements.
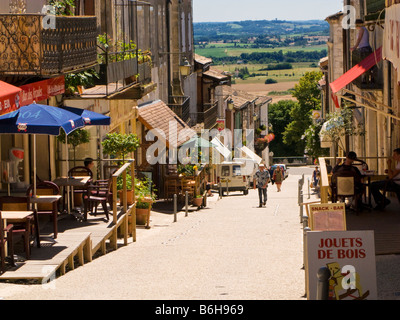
<box><xmin>83</xmin><ymin>179</ymin><xmax>112</xmax><ymax>221</ymax></box>
<box><xmin>26</xmin><ymin>181</ymin><xmax>61</xmax><ymax>238</ymax></box>
<box><xmin>0</xmin><ymin>196</ymin><xmax>39</xmax><ymax>259</ymax></box>
<box><xmin>65</xmin><ymin>166</ymin><xmax>93</xmax><ymax>208</ymax></box>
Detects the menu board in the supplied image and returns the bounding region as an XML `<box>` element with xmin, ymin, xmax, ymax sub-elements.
<box><xmin>309</xmin><ymin>203</ymin><xmax>346</xmax><ymax>231</ymax></box>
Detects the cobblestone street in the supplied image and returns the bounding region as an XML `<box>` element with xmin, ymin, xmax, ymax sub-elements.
<box><xmin>0</xmin><ymin>168</ymin><xmax>314</xmax><ymax>300</ymax></box>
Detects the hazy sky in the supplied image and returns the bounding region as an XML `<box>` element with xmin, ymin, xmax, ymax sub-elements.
<box><xmin>193</xmin><ymin>0</ymin><xmax>343</xmax><ymax>22</ymax></box>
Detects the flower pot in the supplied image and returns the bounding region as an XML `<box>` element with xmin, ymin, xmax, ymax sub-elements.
<box><xmin>136</xmin><ymin>207</ymin><xmax>150</xmax><ymax>225</ymax></box>
<box><xmin>118</xmin><ymin>190</ymin><xmax>134</xmax><ymax>205</ymax></box>
<box><xmin>193</xmin><ymin>197</ymin><xmax>203</xmax><ymax>207</ymax></box>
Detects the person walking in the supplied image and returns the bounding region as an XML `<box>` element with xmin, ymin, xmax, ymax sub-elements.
<box><xmin>273</xmin><ymin>165</ymin><xmax>284</xmax><ymax>192</ymax></box>
<box><xmin>312</xmin><ymin>166</ymin><xmax>320</xmax><ymax>189</ymax></box>
<box><xmin>253</xmin><ymin>164</ymin><xmax>270</xmax><ymax>208</ymax></box>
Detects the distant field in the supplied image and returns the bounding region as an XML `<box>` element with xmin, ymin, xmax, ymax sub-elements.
<box><xmin>195</xmin><ymin>44</ymin><xmax>327</xmax><ymax>58</ymax></box>
<box><xmin>213</xmin><ymin>62</ymin><xmax>319</xmax><ymax>84</ymax></box>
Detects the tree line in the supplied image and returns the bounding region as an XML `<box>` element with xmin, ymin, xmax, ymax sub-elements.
<box><xmin>268</xmin><ymin>71</ymin><xmax>329</xmax><ymax>159</ymax></box>
<box><xmin>211</xmin><ymin>49</ymin><xmax>327</xmax><ymax>65</ymax></box>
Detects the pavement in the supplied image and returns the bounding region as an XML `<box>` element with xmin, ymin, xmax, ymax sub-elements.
<box><xmin>0</xmin><ymin>167</ymin><xmax>398</xmax><ymax>300</ymax></box>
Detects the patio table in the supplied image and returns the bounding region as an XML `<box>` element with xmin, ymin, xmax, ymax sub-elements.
<box><xmin>361</xmin><ymin>172</ymin><xmax>388</xmax><ymax>207</ymax></box>
<box><xmin>1</xmin><ymin>210</ymin><xmax>39</xmax><ymax>255</ymax></box>
<box><xmin>53</xmin><ymin>176</ymin><xmax>91</xmax><ymax>214</ymax></box>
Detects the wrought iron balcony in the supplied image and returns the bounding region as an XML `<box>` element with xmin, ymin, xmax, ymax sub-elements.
<box><xmin>351</xmin><ymin>51</ymin><xmax>383</xmax><ymax>91</ymax></box>
<box><xmin>0</xmin><ymin>14</ymin><xmax>97</xmax><ymax>76</ymax></box>
<box><xmin>191</xmin><ymin>101</ymin><xmax>218</xmax><ymax>129</ymax></box>
<box><xmin>168</xmin><ymin>95</ymin><xmax>191</xmax><ymax>124</ymax></box>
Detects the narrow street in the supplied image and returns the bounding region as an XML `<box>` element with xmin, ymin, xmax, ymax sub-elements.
<box><xmin>0</xmin><ymin>167</ymin><xmax>315</xmax><ymax>300</ymax></box>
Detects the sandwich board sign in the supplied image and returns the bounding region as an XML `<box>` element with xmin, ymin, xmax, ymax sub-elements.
<box><xmin>308</xmin><ymin>203</ymin><xmax>346</xmax><ymax>231</ymax></box>
<box><xmin>306</xmin><ymin>230</ymin><xmax>377</xmax><ymax>300</ymax></box>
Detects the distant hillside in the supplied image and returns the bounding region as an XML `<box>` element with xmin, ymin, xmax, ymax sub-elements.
<box><xmin>194</xmin><ymin>19</ymin><xmax>329</xmax><ymax>42</ymax></box>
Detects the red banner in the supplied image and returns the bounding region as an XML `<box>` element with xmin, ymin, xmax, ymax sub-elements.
<box><xmin>0</xmin><ymin>76</ymin><xmax>65</xmax><ymax>115</ymax></box>
<box><xmin>0</xmin><ymin>81</ymin><xmax>22</xmax><ymax>115</ymax></box>
<box><xmin>19</xmin><ymin>76</ymin><xmax>65</xmax><ymax>107</ymax></box>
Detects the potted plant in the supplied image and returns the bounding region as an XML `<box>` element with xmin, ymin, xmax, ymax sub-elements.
<box><xmin>116</xmin><ymin>173</ymin><xmax>134</xmax><ymax>205</ymax></box>
<box><xmin>135</xmin><ymin>177</ymin><xmax>157</xmax><ymax>226</ymax></box>
<box><xmin>193</xmin><ymin>194</ymin><xmax>203</xmax><ymax>208</ymax></box>
<box><xmin>102</xmin><ymin>132</ymin><xmax>140</xmax><ymax>204</ymax></box>
<box><xmin>101</xmin><ymin>132</ymin><xmax>140</xmax><ymax>165</ymax></box>
<box><xmin>319</xmin><ymin>106</ymin><xmax>365</xmax><ymax>163</ymax></box>
<box><xmin>64</xmin><ymin>69</ymin><xmax>99</xmax><ymax>96</ymax></box>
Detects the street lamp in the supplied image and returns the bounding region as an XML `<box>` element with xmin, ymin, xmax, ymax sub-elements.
<box><xmin>179</xmin><ymin>58</ymin><xmax>191</xmax><ymax>77</ymax></box>
<box><xmin>227</xmin><ymin>98</ymin><xmax>234</xmax><ymax>110</ymax></box>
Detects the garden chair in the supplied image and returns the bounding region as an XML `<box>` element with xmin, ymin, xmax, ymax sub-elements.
<box><xmin>65</xmin><ymin>166</ymin><xmax>93</xmax><ymax>208</ymax></box>
<box><xmin>26</xmin><ymin>181</ymin><xmax>61</xmax><ymax>238</ymax></box>
<box><xmin>83</xmin><ymin>178</ymin><xmax>112</xmax><ymax>221</ymax></box>
<box><xmin>0</xmin><ymin>196</ymin><xmax>39</xmax><ymax>259</ymax></box>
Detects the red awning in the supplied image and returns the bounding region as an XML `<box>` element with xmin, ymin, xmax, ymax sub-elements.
<box><xmin>330</xmin><ymin>46</ymin><xmax>382</xmax><ymax>94</ymax></box>
<box><xmin>0</xmin><ymin>81</ymin><xmax>22</xmax><ymax>115</ymax></box>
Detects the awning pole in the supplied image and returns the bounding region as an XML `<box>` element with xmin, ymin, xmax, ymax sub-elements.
<box><xmin>338</xmin><ymin>94</ymin><xmax>400</xmax><ymax>121</ymax></box>
<box><xmin>342</xmin><ymin>88</ymin><xmax>395</xmax><ymax>111</ymax></box>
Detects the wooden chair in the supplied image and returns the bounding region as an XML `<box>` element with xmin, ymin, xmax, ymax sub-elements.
<box><xmin>26</xmin><ymin>181</ymin><xmax>60</xmax><ymax>239</ymax></box>
<box><xmin>181</xmin><ymin>177</ymin><xmax>195</xmax><ymax>200</ymax></box>
<box><xmin>0</xmin><ymin>211</ymin><xmax>14</xmax><ymax>273</ymax></box>
<box><xmin>331</xmin><ymin>171</ymin><xmax>364</xmax><ymax>214</ymax></box>
<box><xmin>0</xmin><ymin>196</ymin><xmax>39</xmax><ymax>259</ymax></box>
<box><xmin>165</xmin><ymin>177</ymin><xmax>179</xmax><ymax>202</ymax></box>
<box><xmin>83</xmin><ymin>179</ymin><xmax>112</xmax><ymax>221</ymax></box>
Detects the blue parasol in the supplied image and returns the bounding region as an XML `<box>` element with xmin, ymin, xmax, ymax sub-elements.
<box><xmin>61</xmin><ymin>106</ymin><xmax>111</xmax><ymax>126</ymax></box>
<box><xmin>0</xmin><ymin>103</ymin><xmax>85</xmax><ymax>135</ymax></box>
<box><xmin>0</xmin><ymin>103</ymin><xmax>85</xmax><ymax>200</ymax></box>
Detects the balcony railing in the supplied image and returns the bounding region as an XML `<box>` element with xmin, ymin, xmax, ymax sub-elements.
<box><xmin>191</xmin><ymin>101</ymin><xmax>218</xmax><ymax>129</ymax></box>
<box><xmin>351</xmin><ymin>51</ymin><xmax>383</xmax><ymax>90</ymax></box>
<box><xmin>168</xmin><ymin>96</ymin><xmax>191</xmax><ymax>124</ymax></box>
<box><xmin>0</xmin><ymin>14</ymin><xmax>98</xmax><ymax>76</ymax></box>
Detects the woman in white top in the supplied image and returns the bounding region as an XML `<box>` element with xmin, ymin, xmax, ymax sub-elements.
<box><xmin>351</xmin><ymin>20</ymin><xmax>371</xmax><ymax>52</ymax></box>
<box><xmin>351</xmin><ymin>19</ymin><xmax>374</xmax><ymax>83</ymax></box>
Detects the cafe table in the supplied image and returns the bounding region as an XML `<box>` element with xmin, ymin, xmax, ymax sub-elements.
<box><xmin>1</xmin><ymin>210</ymin><xmax>39</xmax><ymax>256</ymax></box>
<box><xmin>361</xmin><ymin>171</ymin><xmax>388</xmax><ymax>207</ymax></box>
<box><xmin>53</xmin><ymin>176</ymin><xmax>91</xmax><ymax>214</ymax></box>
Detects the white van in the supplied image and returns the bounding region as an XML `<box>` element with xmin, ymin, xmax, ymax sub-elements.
<box><xmin>233</xmin><ymin>157</ymin><xmax>259</xmax><ymax>177</ymax></box>
<box><xmin>215</xmin><ymin>161</ymin><xmax>250</xmax><ymax>195</ymax></box>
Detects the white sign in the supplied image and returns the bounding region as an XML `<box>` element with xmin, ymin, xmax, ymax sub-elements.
<box><xmin>306</xmin><ymin>230</ymin><xmax>377</xmax><ymax>300</ymax></box>
<box><xmin>384</xmin><ymin>3</ymin><xmax>400</xmax><ymax>81</ymax></box>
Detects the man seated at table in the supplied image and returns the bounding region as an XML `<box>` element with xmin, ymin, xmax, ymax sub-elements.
<box><xmin>371</xmin><ymin>148</ymin><xmax>400</xmax><ymax>210</ymax></box>
<box><xmin>332</xmin><ymin>151</ymin><xmax>364</xmax><ymax>210</ymax></box>
<box><xmin>84</xmin><ymin>157</ymin><xmax>95</xmax><ymax>175</ymax></box>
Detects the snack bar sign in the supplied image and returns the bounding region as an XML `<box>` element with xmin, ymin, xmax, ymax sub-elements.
<box><xmin>306</xmin><ymin>230</ymin><xmax>377</xmax><ymax>300</ymax></box>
